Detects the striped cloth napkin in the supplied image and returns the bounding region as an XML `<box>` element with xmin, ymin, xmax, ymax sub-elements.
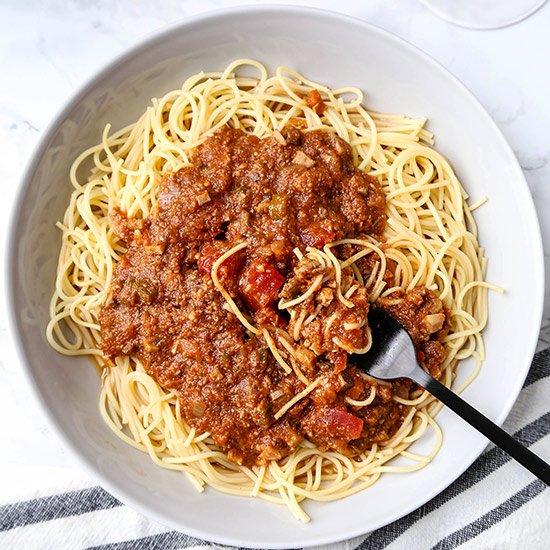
<box><xmin>1</xmin><ymin>348</ymin><xmax>549</xmax><ymax>550</ymax></box>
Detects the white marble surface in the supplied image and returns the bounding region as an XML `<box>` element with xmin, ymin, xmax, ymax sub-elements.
<box><xmin>1</xmin><ymin>0</ymin><xmax>549</xmax><ymax>523</ymax></box>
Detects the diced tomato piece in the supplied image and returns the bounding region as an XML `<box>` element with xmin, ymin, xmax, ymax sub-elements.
<box><xmin>198</xmin><ymin>241</ymin><xmax>245</xmax><ymax>294</ymax></box>
<box><xmin>287</xmin><ymin>117</ymin><xmax>308</xmax><ymax>129</ymax></box>
<box><xmin>327</xmin><ymin>350</ymin><xmax>348</xmax><ymax>374</ymax></box>
<box><xmin>238</xmin><ymin>260</ymin><xmax>285</xmax><ymax>312</ymax></box>
<box><xmin>300</xmin><ymin>219</ymin><xmax>337</xmax><ymax>248</ymax></box>
<box><xmin>305</xmin><ymin>90</ymin><xmax>326</xmax><ymax>115</ymax></box>
<box><xmin>255</xmin><ymin>306</ymin><xmax>287</xmax><ymax>328</ymax></box>
<box><xmin>346</xmin><ymin>378</ymin><xmax>366</xmax><ymax>400</ymax></box>
<box><xmin>323</xmin><ymin>408</ymin><xmax>363</xmax><ymax>441</ymax></box>
<box><xmin>197</xmin><ymin>246</ymin><xmax>214</xmax><ymax>276</ymax></box>
<box><xmin>384</xmin><ymin>258</ymin><xmax>398</xmax><ymax>284</ymax></box>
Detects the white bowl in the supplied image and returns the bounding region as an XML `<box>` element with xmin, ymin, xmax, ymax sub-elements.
<box><xmin>7</xmin><ymin>6</ymin><xmax>544</xmax><ymax>548</ymax></box>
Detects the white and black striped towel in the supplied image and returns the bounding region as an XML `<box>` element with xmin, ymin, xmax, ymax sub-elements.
<box><xmin>2</xmin><ymin>348</ymin><xmax>549</xmax><ymax>550</ymax></box>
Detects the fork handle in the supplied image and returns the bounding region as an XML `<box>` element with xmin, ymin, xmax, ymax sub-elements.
<box><xmin>414</xmin><ymin>370</ymin><xmax>550</xmax><ymax>485</ymax></box>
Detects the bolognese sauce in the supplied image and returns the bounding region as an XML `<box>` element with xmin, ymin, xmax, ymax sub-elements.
<box><xmin>99</xmin><ymin>127</ymin><xmax>448</xmax><ymax>466</ymax></box>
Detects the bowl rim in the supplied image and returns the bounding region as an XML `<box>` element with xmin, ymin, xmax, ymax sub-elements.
<box><xmin>5</xmin><ymin>4</ymin><xmax>545</xmax><ymax>548</ymax></box>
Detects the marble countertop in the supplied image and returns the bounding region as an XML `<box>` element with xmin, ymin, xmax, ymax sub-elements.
<box><xmin>1</xmin><ymin>0</ymin><xmax>549</xmax><ymax>519</ymax></box>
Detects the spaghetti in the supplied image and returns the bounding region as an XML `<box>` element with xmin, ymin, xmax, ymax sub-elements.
<box><xmin>47</xmin><ymin>59</ymin><xmax>498</xmax><ymax>522</ymax></box>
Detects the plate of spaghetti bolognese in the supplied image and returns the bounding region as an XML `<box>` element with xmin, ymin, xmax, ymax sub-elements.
<box><xmin>7</xmin><ymin>6</ymin><xmax>544</xmax><ymax>548</ymax></box>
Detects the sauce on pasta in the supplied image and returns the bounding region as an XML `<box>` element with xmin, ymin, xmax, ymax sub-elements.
<box><xmin>99</xmin><ymin>126</ymin><xmax>448</xmax><ymax>466</ymax></box>
<box><xmin>47</xmin><ymin>60</ymin><xmax>495</xmax><ymax>521</ymax></box>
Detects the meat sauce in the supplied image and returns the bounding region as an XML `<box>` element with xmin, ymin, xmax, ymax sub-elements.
<box><xmin>100</xmin><ymin>126</ymin><xmax>448</xmax><ymax>466</ymax></box>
